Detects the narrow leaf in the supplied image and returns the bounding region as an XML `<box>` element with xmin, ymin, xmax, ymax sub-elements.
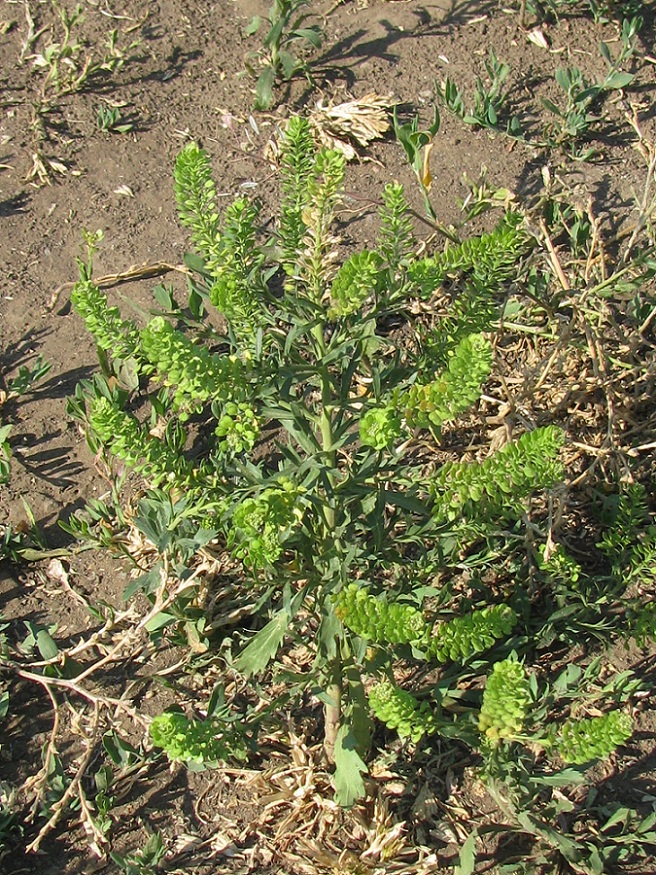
<box><xmin>454</xmin><ymin>830</ymin><xmax>477</xmax><ymax>875</ymax></box>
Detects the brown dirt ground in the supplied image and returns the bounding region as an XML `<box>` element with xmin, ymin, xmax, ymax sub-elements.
<box><xmin>1</xmin><ymin>1</ymin><xmax>656</xmax><ymax>873</ymax></box>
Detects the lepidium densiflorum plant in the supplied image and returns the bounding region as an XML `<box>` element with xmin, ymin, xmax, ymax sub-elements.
<box><xmin>67</xmin><ymin>116</ymin><xmax>630</xmax><ymax>804</ymax></box>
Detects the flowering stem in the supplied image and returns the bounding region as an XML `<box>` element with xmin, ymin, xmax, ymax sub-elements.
<box><xmin>310</xmin><ymin>321</ymin><xmax>343</xmax><ymax>760</ymax></box>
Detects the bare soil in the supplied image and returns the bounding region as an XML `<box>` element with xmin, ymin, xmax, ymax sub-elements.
<box><xmin>1</xmin><ymin>1</ymin><xmax>656</xmax><ymax>873</ymax></box>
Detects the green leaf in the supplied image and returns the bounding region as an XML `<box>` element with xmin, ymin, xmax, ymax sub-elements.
<box><xmin>245</xmin><ymin>15</ymin><xmax>261</xmax><ymax>34</ymax></box>
<box><xmin>531</xmin><ymin>767</ymin><xmax>586</xmax><ymax>787</ymax></box>
<box><xmin>382</xmin><ymin>489</ymin><xmax>429</xmax><ymax>515</ymax></box>
<box><xmin>604</xmin><ymin>71</ymin><xmax>634</xmax><ymax>90</ymax></box>
<box><xmin>234</xmin><ymin>609</ymin><xmax>291</xmax><ymax>677</ymax></box>
<box><xmin>293</xmin><ymin>27</ymin><xmax>322</xmax><ymax>48</ymax></box>
<box><xmin>183</xmin><ymin>252</ymin><xmax>206</xmax><ymax>273</ymax></box>
<box><xmin>278</xmin><ymin>49</ymin><xmax>300</xmax><ymax>81</ymax></box>
<box><xmin>115</xmin><ymin>356</ymin><xmax>140</xmax><ymax>391</ymax></box>
<box><xmin>541</xmin><ymin>97</ymin><xmax>563</xmax><ymax>116</ymax></box>
<box><xmin>555</xmin><ymin>67</ymin><xmax>571</xmax><ymax>91</ymax></box>
<box><xmin>122</xmin><ymin>563</ymin><xmax>163</xmax><ymax>600</ymax></box>
<box><xmin>454</xmin><ymin>830</ymin><xmax>477</xmax><ymax>875</ymax></box>
<box><xmin>153</xmin><ymin>284</ymin><xmax>176</xmax><ymax>310</ymax></box>
<box><xmin>145</xmin><ymin>611</ymin><xmax>176</xmax><ymax>632</ymax></box>
<box><xmin>255</xmin><ymin>66</ymin><xmax>276</xmax><ymax>111</ymax></box>
<box><xmin>263</xmin><ymin>17</ymin><xmax>286</xmax><ymax>49</ymax></box>
<box><xmin>333</xmin><ymin>724</ymin><xmax>367</xmax><ymax>807</ymax></box>
<box><xmin>37</xmin><ymin>629</ymin><xmax>59</xmax><ymax>661</ymax></box>
<box><xmin>103</xmin><ymin>730</ymin><xmax>140</xmax><ymax>767</ymax></box>
<box><xmin>516</xmin><ymin>812</ymin><xmax>585</xmax><ymax>863</ymax></box>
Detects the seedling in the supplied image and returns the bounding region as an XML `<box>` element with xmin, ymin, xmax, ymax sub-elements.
<box><xmin>96</xmin><ymin>105</ymin><xmax>134</xmax><ymax>134</ymax></box>
<box><xmin>0</xmin><ymin>355</ymin><xmax>51</xmax><ymax>484</ymax></box>
<box><xmin>518</xmin><ymin>0</ymin><xmax>644</xmax><ymax>25</ymax></box>
<box><xmin>244</xmin><ymin>0</ymin><xmax>322</xmax><ymax>110</ymax></box>
<box><xmin>436</xmin><ymin>48</ymin><xmax>523</xmax><ymax>140</ymax></box>
<box><xmin>541</xmin><ymin>18</ymin><xmax>640</xmax><ymax>157</ymax></box>
<box><xmin>30</xmin><ymin>6</ymin><xmax>135</xmax><ymax>98</ymax></box>
<box><xmin>110</xmin><ymin>832</ymin><xmax>166</xmax><ymax>875</ymax></box>
<box><xmin>392</xmin><ymin>106</ymin><xmax>456</xmax><ymax>230</ymax></box>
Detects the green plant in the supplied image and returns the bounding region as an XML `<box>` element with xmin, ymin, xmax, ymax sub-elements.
<box><xmin>392</xmin><ymin>107</ymin><xmax>444</xmax><ymax>223</ymax></box>
<box><xmin>21</xmin><ymin>5</ymin><xmax>140</xmax><ymax>183</ymax></box>
<box><xmin>597</xmin><ymin>482</ymin><xmax>656</xmax><ymax>583</ymax></box>
<box><xmin>368</xmin><ymin>681</ymin><xmax>438</xmax><ymax>743</ymax></box>
<box><xmin>435</xmin><ymin>48</ymin><xmax>523</xmax><ymax>140</ymax></box>
<box><xmin>1</xmin><ymin>353</ymin><xmax>51</xmax><ymax>483</ymax></box>
<box><xmin>0</xmin><ymin>424</ymin><xmax>10</xmax><ymax>487</ymax></box>
<box><xmin>30</xmin><ymin>5</ymin><xmax>136</xmax><ymax>97</ymax></box>
<box><xmin>541</xmin><ymin>18</ymin><xmax>640</xmax><ymax>157</ymax></box>
<box><xmin>70</xmin><ymin>116</ymin><xmax>638</xmax><ymax>810</ymax></box>
<box><xmin>557</xmin><ymin>711</ymin><xmax>633</xmax><ymax>764</ymax></box>
<box><xmin>149</xmin><ymin>709</ymin><xmax>247</xmax><ymax>769</ymax></box>
<box><xmin>244</xmin><ymin>0</ymin><xmax>322</xmax><ymax>110</ymax></box>
<box><xmin>517</xmin><ymin>0</ymin><xmax>644</xmax><ymax>26</ymax></box>
<box><xmin>479</xmin><ymin>657</ymin><xmax>532</xmax><ymax>742</ymax></box>
<box><xmin>110</xmin><ymin>832</ymin><xmax>166</xmax><ymax>875</ymax></box>
<box><xmin>96</xmin><ymin>104</ymin><xmax>133</xmax><ymax>134</ymax></box>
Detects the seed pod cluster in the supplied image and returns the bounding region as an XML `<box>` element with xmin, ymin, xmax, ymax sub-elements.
<box><xmin>558</xmin><ymin>711</ymin><xmax>632</xmax><ymax>765</ymax></box>
<box><xmin>368</xmin><ymin>681</ymin><xmax>436</xmax><ymax>743</ymax></box>
<box><xmin>359</xmin><ymin>405</ymin><xmax>402</xmax><ymax>450</ymax></box>
<box><xmin>478</xmin><ymin>658</ymin><xmax>530</xmax><ymax>742</ymax></box>
<box><xmin>141</xmin><ymin>316</ymin><xmax>244</xmax><ymax>418</ymax></box>
<box><xmin>329</xmin><ymin>250</ymin><xmax>383</xmax><ymax>318</ymax></box>
<box><xmin>334</xmin><ymin>583</ymin><xmax>428</xmax><ymax>645</ymax></box>
<box><xmin>71</xmin><ymin>280</ymin><xmax>141</xmax><ymax>360</ymax></box>
<box><xmin>149</xmin><ymin>711</ymin><xmax>245</xmax><ymax>766</ymax></box>
<box><xmin>430</xmin><ymin>604</ymin><xmax>517</xmax><ymax>662</ymax></box>
<box><xmin>400</xmin><ymin>333</ymin><xmax>492</xmax><ymax>430</ymax></box>
<box><xmin>432</xmin><ymin>425</ymin><xmax>564</xmax><ymax>521</ymax></box>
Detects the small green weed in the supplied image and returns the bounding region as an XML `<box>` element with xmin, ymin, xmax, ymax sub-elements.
<box><xmin>244</xmin><ymin>0</ymin><xmax>322</xmax><ymax>110</ymax></box>
<box><xmin>110</xmin><ymin>832</ymin><xmax>166</xmax><ymax>875</ymax></box>
<box><xmin>1</xmin><ymin>353</ymin><xmax>51</xmax><ymax>456</ymax></box>
<box><xmin>436</xmin><ymin>48</ymin><xmax>523</xmax><ymax>140</ymax></box>
<box><xmin>518</xmin><ymin>0</ymin><xmax>645</xmax><ymax>26</ymax></box>
<box><xmin>29</xmin><ymin>4</ymin><xmax>137</xmax><ymax>98</ymax></box>
<box><xmin>20</xmin><ymin>2</ymin><xmax>141</xmax><ymax>182</ymax></box>
<box><xmin>96</xmin><ymin>104</ymin><xmax>134</xmax><ymax>134</ymax></box>
<box><xmin>392</xmin><ymin>106</ymin><xmax>445</xmax><ymax>225</ymax></box>
<box><xmin>0</xmin><ymin>354</ymin><xmax>51</xmax><ymax>559</ymax></box>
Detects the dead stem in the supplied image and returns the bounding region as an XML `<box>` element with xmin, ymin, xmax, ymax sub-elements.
<box><xmin>26</xmin><ymin>702</ymin><xmax>101</xmax><ymax>854</ymax></box>
<box><xmin>622</xmin><ymin>104</ymin><xmax>656</xmax><ymax>263</ymax></box>
<box><xmin>68</xmin><ymin>559</ymin><xmax>203</xmax><ymax>686</ymax></box>
<box><xmin>24</xmin><ymin>681</ymin><xmax>60</xmax><ymax>819</ymax></box>
<box><xmin>15</xmin><ymin>668</ymin><xmax>148</xmax><ymax>727</ymax></box>
<box><xmin>77</xmin><ymin>782</ymin><xmax>109</xmax><ymax>859</ymax></box>
<box><xmin>47</xmin><ymin>261</ymin><xmax>191</xmax><ymax>312</ymax></box>
<box><xmin>20</xmin><ymin>0</ymin><xmax>49</xmax><ymax>63</ymax></box>
<box><xmin>539</xmin><ymin>218</ymin><xmax>570</xmax><ymax>293</ymax></box>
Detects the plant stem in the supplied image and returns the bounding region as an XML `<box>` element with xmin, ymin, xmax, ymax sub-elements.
<box><xmin>310</xmin><ymin>319</ymin><xmax>343</xmax><ymax>760</ymax></box>
<box><xmin>323</xmin><ymin>658</ymin><xmax>342</xmax><ymax>763</ymax></box>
